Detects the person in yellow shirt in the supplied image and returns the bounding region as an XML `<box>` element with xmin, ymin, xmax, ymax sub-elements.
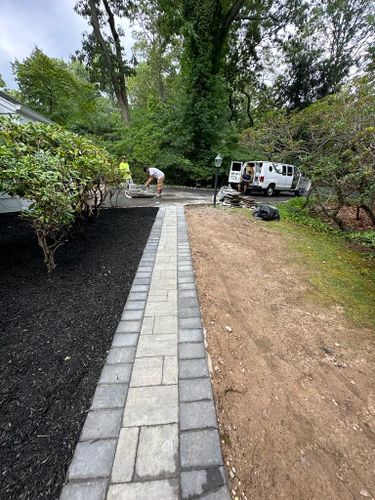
<box><xmin>118</xmin><ymin>157</ymin><xmax>132</xmax><ymax>183</ymax></box>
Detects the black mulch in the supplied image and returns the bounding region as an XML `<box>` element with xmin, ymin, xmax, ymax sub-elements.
<box><xmin>0</xmin><ymin>208</ymin><xmax>158</xmax><ymax>500</ymax></box>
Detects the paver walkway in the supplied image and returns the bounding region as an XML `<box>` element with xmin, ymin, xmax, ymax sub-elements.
<box><xmin>60</xmin><ymin>206</ymin><xmax>230</xmax><ymax>500</ymax></box>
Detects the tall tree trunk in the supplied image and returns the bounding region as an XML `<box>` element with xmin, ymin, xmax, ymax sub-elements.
<box><xmin>88</xmin><ymin>0</ymin><xmax>130</xmax><ymax>123</ymax></box>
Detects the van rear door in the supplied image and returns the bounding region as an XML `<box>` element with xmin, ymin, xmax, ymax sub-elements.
<box><xmin>228</xmin><ymin>161</ymin><xmax>243</xmax><ymax>184</ymax></box>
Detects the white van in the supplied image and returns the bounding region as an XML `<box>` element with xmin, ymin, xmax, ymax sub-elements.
<box><xmin>228</xmin><ymin>160</ymin><xmax>311</xmax><ymax>196</ymax></box>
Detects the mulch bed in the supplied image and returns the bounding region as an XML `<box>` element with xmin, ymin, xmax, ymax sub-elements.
<box><xmin>0</xmin><ymin>208</ymin><xmax>157</xmax><ymax>500</ymax></box>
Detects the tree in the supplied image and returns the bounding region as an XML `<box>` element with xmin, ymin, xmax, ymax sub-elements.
<box><xmin>272</xmin><ymin>0</ymin><xmax>375</xmax><ymax>109</ymax></box>
<box><xmin>74</xmin><ymin>0</ymin><xmax>134</xmax><ymax>123</ymax></box>
<box><xmin>0</xmin><ymin>73</ymin><xmax>5</xmax><ymax>89</ymax></box>
<box><xmin>12</xmin><ymin>47</ymin><xmax>100</xmax><ymax>128</ymax></box>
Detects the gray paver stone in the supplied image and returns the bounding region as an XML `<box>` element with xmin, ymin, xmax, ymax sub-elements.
<box><xmin>179</xmin><ymin>289</ymin><xmax>198</xmax><ymax>299</ymax></box>
<box><xmin>200</xmin><ymin>485</ymin><xmax>231</xmax><ymax>499</ymax></box>
<box><xmin>112</xmin><ymin>334</ymin><xmax>138</xmax><ymax>347</ymax></box>
<box><xmin>154</xmin><ymin>315</ymin><xmax>178</xmax><ymax>334</ymax></box>
<box><xmin>179</xmin><ymin>317</ymin><xmax>202</xmax><ymax>330</ymax></box>
<box><xmin>179</xmin><ymin>342</ymin><xmax>205</xmax><ymax>359</ymax></box>
<box><xmin>116</xmin><ymin>320</ymin><xmax>142</xmax><ymax>333</ymax></box>
<box><xmin>178</xmin><ymin>275</ymin><xmax>195</xmax><ymax>284</ymax></box>
<box><xmin>130</xmin><ymin>284</ymin><xmax>149</xmax><ymax>293</ymax></box>
<box><xmin>124</xmin><ymin>300</ymin><xmax>146</xmax><ymax>310</ymax></box>
<box><xmin>163</xmin><ymin>356</ymin><xmax>178</xmax><ymax>384</ymax></box>
<box><xmin>91</xmin><ymin>384</ymin><xmax>128</xmax><ymax>409</ymax></box>
<box><xmin>68</xmin><ymin>440</ymin><xmax>117</xmax><ymax>479</ymax></box>
<box><xmin>111</xmin><ymin>427</ymin><xmax>139</xmax><ymax>483</ymax></box>
<box><xmin>178</xmin><ymin>282</ymin><xmax>196</xmax><ymax>290</ymax></box>
<box><xmin>123</xmin><ymin>385</ymin><xmax>178</xmax><ymax>426</ymax></box>
<box><xmin>179</xmin><ymin>297</ymin><xmax>199</xmax><ymax>308</ymax></box>
<box><xmin>179</xmin><ymin>378</ymin><xmax>213</xmax><ymax>402</ymax></box>
<box><xmin>99</xmin><ymin>364</ymin><xmax>132</xmax><ymax>384</ymax></box>
<box><xmin>107</xmin><ymin>480</ymin><xmax>178</xmax><ymax>500</ymax></box>
<box><xmin>107</xmin><ymin>347</ymin><xmax>136</xmax><ymax>364</ymax></box>
<box><xmin>179</xmin><ymin>329</ymin><xmax>204</xmax><ymax>343</ymax></box>
<box><xmin>180</xmin><ymin>467</ymin><xmax>226</xmax><ymax>499</ymax></box>
<box><xmin>179</xmin><ymin>359</ymin><xmax>209</xmax><ymax>379</ymax></box>
<box><xmin>137</xmin><ymin>335</ymin><xmax>177</xmax><ymax>358</ymax></box>
<box><xmin>136</xmin><ymin>424</ymin><xmax>178</xmax><ymax>478</ymax></box>
<box><xmin>60</xmin><ymin>480</ymin><xmax>107</xmax><ymax>500</ymax></box>
<box><xmin>121</xmin><ymin>309</ymin><xmax>144</xmax><ymax>321</ymax></box>
<box><xmin>130</xmin><ymin>357</ymin><xmax>163</xmax><ymax>387</ymax></box>
<box><xmin>180</xmin><ymin>401</ymin><xmax>217</xmax><ymax>431</ymax></box>
<box><xmin>179</xmin><ymin>306</ymin><xmax>201</xmax><ymax>318</ymax></box>
<box><xmin>180</xmin><ymin>430</ymin><xmax>223</xmax><ymax>469</ymax></box>
<box><xmin>127</xmin><ymin>292</ymin><xmax>148</xmax><ymax>301</ymax></box>
<box><xmin>80</xmin><ymin>409</ymin><xmax>123</xmax><ymax>440</ymax></box>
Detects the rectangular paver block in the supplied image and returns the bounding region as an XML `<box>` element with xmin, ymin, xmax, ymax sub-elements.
<box><xmin>179</xmin><ymin>317</ymin><xmax>202</xmax><ymax>330</ymax></box>
<box><xmin>107</xmin><ymin>347</ymin><xmax>136</xmax><ymax>364</ymax></box>
<box><xmin>179</xmin><ymin>306</ymin><xmax>201</xmax><ymax>318</ymax></box>
<box><xmin>179</xmin><ymin>289</ymin><xmax>198</xmax><ymax>299</ymax></box>
<box><xmin>141</xmin><ymin>316</ymin><xmax>154</xmax><ymax>335</ymax></box>
<box><xmin>68</xmin><ymin>440</ymin><xmax>117</xmax><ymax>479</ymax></box>
<box><xmin>179</xmin><ymin>342</ymin><xmax>205</xmax><ymax>359</ymax></box>
<box><xmin>180</xmin><ymin>430</ymin><xmax>223</xmax><ymax>469</ymax></box>
<box><xmin>99</xmin><ymin>364</ymin><xmax>132</xmax><ymax>384</ymax></box>
<box><xmin>137</xmin><ymin>335</ymin><xmax>177</xmax><ymax>358</ymax></box>
<box><xmin>150</xmin><ymin>279</ymin><xmax>176</xmax><ymax>290</ymax></box>
<box><xmin>178</xmin><ymin>275</ymin><xmax>195</xmax><ymax>284</ymax></box>
<box><xmin>121</xmin><ymin>309</ymin><xmax>144</xmax><ymax>321</ymax></box>
<box><xmin>145</xmin><ymin>301</ymin><xmax>176</xmax><ymax>317</ymax></box>
<box><xmin>107</xmin><ymin>480</ymin><xmax>178</xmax><ymax>500</ymax></box>
<box><xmin>91</xmin><ymin>384</ymin><xmax>128</xmax><ymax>409</ymax></box>
<box><xmin>112</xmin><ymin>334</ymin><xmax>138</xmax><ymax>347</ymax></box>
<box><xmin>179</xmin><ymin>378</ymin><xmax>213</xmax><ymax>402</ymax></box>
<box><xmin>179</xmin><ymin>359</ymin><xmax>209</xmax><ymax>379</ymax></box>
<box><xmin>124</xmin><ymin>300</ymin><xmax>146</xmax><ymax>311</ymax></box>
<box><xmin>116</xmin><ymin>320</ymin><xmax>142</xmax><ymax>334</ymax></box>
<box><xmin>111</xmin><ymin>427</ymin><xmax>139</xmax><ymax>483</ymax></box>
<box><xmin>180</xmin><ymin>401</ymin><xmax>217</xmax><ymax>431</ymax></box>
<box><xmin>179</xmin><ymin>297</ymin><xmax>199</xmax><ymax>309</ymax></box>
<box><xmin>127</xmin><ymin>292</ymin><xmax>148</xmax><ymax>301</ymax></box>
<box><xmin>163</xmin><ymin>356</ymin><xmax>178</xmax><ymax>384</ymax></box>
<box><xmin>199</xmin><ymin>485</ymin><xmax>231</xmax><ymax>499</ymax></box>
<box><xmin>180</xmin><ymin>467</ymin><xmax>226</xmax><ymax>499</ymax></box>
<box><xmin>60</xmin><ymin>479</ymin><xmax>108</xmax><ymax>500</ymax></box>
<box><xmin>123</xmin><ymin>385</ymin><xmax>178</xmax><ymax>426</ymax></box>
<box><xmin>130</xmin><ymin>357</ymin><xmax>163</xmax><ymax>387</ymax></box>
<box><xmin>179</xmin><ymin>329</ymin><xmax>204</xmax><ymax>343</ymax></box>
<box><xmin>130</xmin><ymin>284</ymin><xmax>149</xmax><ymax>293</ymax></box>
<box><xmin>136</xmin><ymin>424</ymin><xmax>178</xmax><ymax>479</ymax></box>
<box><xmin>178</xmin><ymin>282</ymin><xmax>196</xmax><ymax>290</ymax></box>
<box><xmin>80</xmin><ymin>409</ymin><xmax>123</xmax><ymax>441</ymax></box>
<box><xmin>154</xmin><ymin>315</ymin><xmax>178</xmax><ymax>335</ymax></box>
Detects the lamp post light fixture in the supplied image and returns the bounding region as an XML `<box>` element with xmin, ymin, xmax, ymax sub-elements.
<box><xmin>213</xmin><ymin>154</ymin><xmax>223</xmax><ymax>207</ymax></box>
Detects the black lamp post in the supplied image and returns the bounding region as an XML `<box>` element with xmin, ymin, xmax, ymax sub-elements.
<box><xmin>213</xmin><ymin>154</ymin><xmax>223</xmax><ymax>207</ymax></box>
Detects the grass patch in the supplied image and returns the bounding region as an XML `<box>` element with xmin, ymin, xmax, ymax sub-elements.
<box><xmin>261</xmin><ymin>199</ymin><xmax>375</xmax><ymax>329</ymax></box>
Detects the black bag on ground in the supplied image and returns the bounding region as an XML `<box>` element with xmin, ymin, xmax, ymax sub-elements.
<box><xmin>253</xmin><ymin>204</ymin><xmax>280</xmax><ymax>221</ymax></box>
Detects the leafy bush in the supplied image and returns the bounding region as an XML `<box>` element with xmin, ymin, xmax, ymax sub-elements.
<box><xmin>0</xmin><ymin>118</ymin><xmax>115</xmax><ymax>271</ymax></box>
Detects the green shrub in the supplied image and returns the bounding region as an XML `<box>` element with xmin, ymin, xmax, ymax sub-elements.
<box><xmin>0</xmin><ymin>118</ymin><xmax>115</xmax><ymax>271</ymax></box>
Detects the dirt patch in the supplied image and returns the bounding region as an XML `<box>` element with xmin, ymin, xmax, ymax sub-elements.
<box><xmin>186</xmin><ymin>206</ymin><xmax>375</xmax><ymax>500</ymax></box>
<box><xmin>0</xmin><ymin>208</ymin><xmax>157</xmax><ymax>500</ymax></box>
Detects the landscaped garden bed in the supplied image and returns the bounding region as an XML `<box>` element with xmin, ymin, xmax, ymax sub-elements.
<box><xmin>0</xmin><ymin>207</ymin><xmax>157</xmax><ymax>500</ymax></box>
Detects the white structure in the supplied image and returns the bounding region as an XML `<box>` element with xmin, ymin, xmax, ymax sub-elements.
<box><xmin>0</xmin><ymin>91</ymin><xmax>52</xmax><ymax>213</ymax></box>
<box><xmin>228</xmin><ymin>160</ymin><xmax>311</xmax><ymax>196</ymax></box>
<box><xmin>0</xmin><ymin>90</ymin><xmax>52</xmax><ymax>124</ymax></box>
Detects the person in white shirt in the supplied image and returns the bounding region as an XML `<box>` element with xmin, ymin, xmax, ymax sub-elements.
<box><xmin>144</xmin><ymin>167</ymin><xmax>165</xmax><ymax>197</ymax></box>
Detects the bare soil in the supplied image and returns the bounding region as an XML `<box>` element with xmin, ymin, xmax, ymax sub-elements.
<box><xmin>186</xmin><ymin>206</ymin><xmax>375</xmax><ymax>500</ymax></box>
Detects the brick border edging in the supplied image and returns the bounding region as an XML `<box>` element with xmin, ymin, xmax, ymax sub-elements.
<box><xmin>60</xmin><ymin>209</ymin><xmax>165</xmax><ymax>500</ymax></box>
<box><xmin>177</xmin><ymin>206</ymin><xmax>231</xmax><ymax>499</ymax></box>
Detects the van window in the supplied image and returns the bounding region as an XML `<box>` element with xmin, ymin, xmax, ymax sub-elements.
<box><xmin>274</xmin><ymin>164</ymin><xmax>282</xmax><ymax>174</ymax></box>
<box><xmin>282</xmin><ymin>165</ymin><xmax>287</xmax><ymax>175</ymax></box>
<box><xmin>269</xmin><ymin>166</ymin><xmax>273</xmax><ymax>172</ymax></box>
<box><xmin>231</xmin><ymin>162</ymin><xmax>242</xmax><ymax>172</ymax></box>
<box><xmin>287</xmin><ymin>166</ymin><xmax>293</xmax><ymax>176</ymax></box>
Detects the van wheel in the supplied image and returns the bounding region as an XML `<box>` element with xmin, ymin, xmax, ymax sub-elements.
<box><xmin>264</xmin><ymin>185</ymin><xmax>275</xmax><ymax>197</ymax></box>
